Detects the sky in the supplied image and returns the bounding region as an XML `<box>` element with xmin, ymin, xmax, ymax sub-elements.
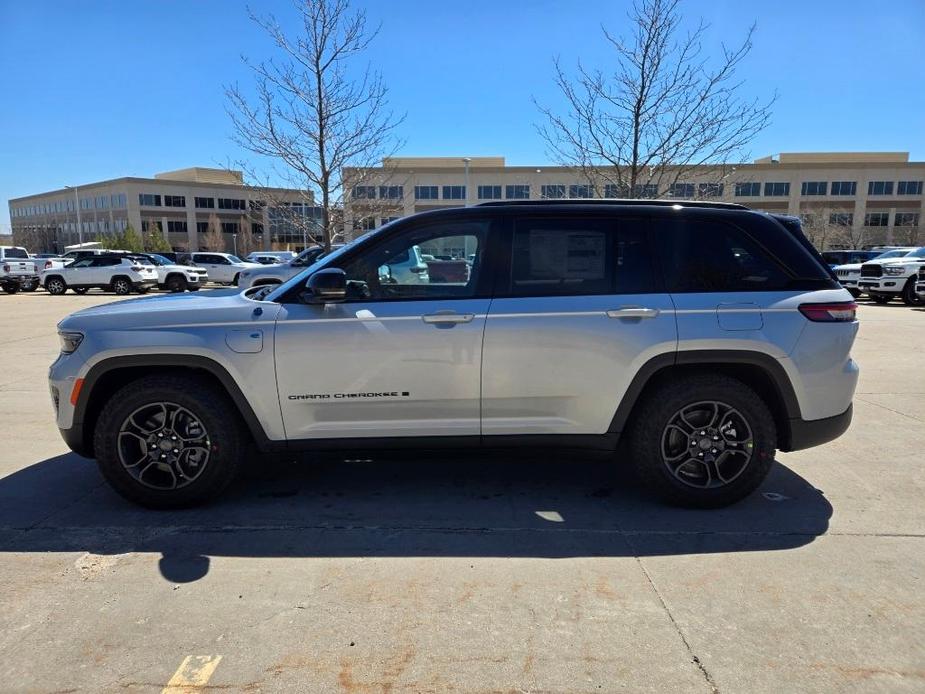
<box><xmin>1</xmin><ymin>0</ymin><xmax>924</xmax><ymax>231</ymax></box>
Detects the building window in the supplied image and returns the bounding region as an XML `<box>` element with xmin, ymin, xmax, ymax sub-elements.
<box><xmin>801</xmin><ymin>181</ymin><xmax>827</xmax><ymax>196</ymax></box>
<box><xmin>830</xmin><ymin>181</ymin><xmax>857</xmax><ymax>196</ymax></box>
<box><xmin>895</xmin><ymin>213</ymin><xmax>920</xmax><ymax>227</ymax></box>
<box><xmin>541</xmin><ymin>184</ymin><xmax>566</xmax><ymax>199</ymax></box>
<box><xmin>163</xmin><ymin>195</ymin><xmax>186</xmax><ymax>207</ymax></box>
<box><xmin>505</xmin><ymin>184</ymin><xmax>530</xmax><ymax>199</ymax></box>
<box><xmin>442</xmin><ymin>185</ymin><xmax>466</xmax><ymax>200</ymax></box>
<box><xmin>734</xmin><ymin>182</ymin><xmax>761</xmax><ymax>197</ymax></box>
<box><xmin>668</xmin><ymin>183</ymin><xmax>694</xmax><ymax>198</ymax></box>
<box><xmin>897</xmin><ymin>181</ymin><xmax>923</xmax><ymax>195</ymax></box>
<box><xmin>569</xmin><ymin>184</ymin><xmax>594</xmax><ymax>198</ymax></box>
<box><xmin>415</xmin><ymin>185</ymin><xmax>438</xmax><ymax>200</ymax></box>
<box><xmin>141</xmin><ymin>220</ymin><xmax>161</xmax><ymax>233</ymax></box>
<box><xmin>868</xmin><ymin>181</ymin><xmax>894</xmax><ymax>195</ymax></box>
<box><xmin>698</xmin><ymin>183</ymin><xmax>724</xmax><ymax>198</ymax></box>
<box><xmin>357</xmin><ymin>217</ymin><xmax>376</xmax><ymax>231</ymax></box>
<box><xmin>220</xmin><ymin>222</ymin><xmax>239</xmax><ymax>234</ymax></box>
<box><xmin>218</xmin><ymin>198</ymin><xmax>246</xmax><ymax>210</ymax></box>
<box><xmin>603</xmin><ymin>183</ymin><xmax>628</xmax><ymax>198</ymax></box>
<box><xmin>477</xmin><ymin>185</ymin><xmax>502</xmax><ymax>200</ymax></box>
<box><xmin>763</xmin><ymin>182</ymin><xmax>790</xmax><ymax>197</ymax></box>
<box><xmin>139</xmin><ymin>193</ymin><xmax>162</xmax><ymax>206</ymax></box>
<box><xmin>195</xmin><ymin>196</ymin><xmax>215</xmax><ymax>208</ymax></box>
<box><xmin>864</xmin><ymin>212</ymin><xmax>890</xmax><ymax>227</ymax></box>
<box><xmin>95</xmin><ymin>195</ymin><xmax>110</xmax><ymax>209</ymax></box>
<box><xmin>167</xmin><ymin>221</ymin><xmax>188</xmax><ymax>233</ymax></box>
<box><xmin>110</xmin><ymin>193</ymin><xmax>126</xmax><ymax>208</ymax></box>
<box><xmin>829</xmin><ymin>212</ymin><xmax>854</xmax><ymax>226</ymax></box>
<box><xmin>249</xmin><ymin>199</ymin><xmax>266</xmax><ymax>210</ymax></box>
<box><xmin>633</xmin><ymin>183</ymin><xmax>658</xmax><ymax>198</ymax></box>
<box><xmin>352</xmin><ymin>186</ymin><xmax>376</xmax><ymax>199</ymax></box>
<box><xmin>378</xmin><ymin>185</ymin><xmax>403</xmax><ymax>200</ymax></box>
<box><xmin>196</xmin><ymin>222</ymin><xmax>209</xmax><ymax>234</ymax></box>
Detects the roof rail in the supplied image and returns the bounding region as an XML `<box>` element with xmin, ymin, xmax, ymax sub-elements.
<box><xmin>475</xmin><ymin>198</ymin><xmax>747</xmax><ymax>210</ymax></box>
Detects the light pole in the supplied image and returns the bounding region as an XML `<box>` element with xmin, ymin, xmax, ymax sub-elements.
<box><xmin>462</xmin><ymin>157</ymin><xmax>472</xmax><ymax>206</ymax></box>
<box><xmin>233</xmin><ymin>233</ymin><xmax>238</xmax><ymax>257</ymax></box>
<box><xmin>65</xmin><ymin>185</ymin><xmax>82</xmax><ymax>247</ymax></box>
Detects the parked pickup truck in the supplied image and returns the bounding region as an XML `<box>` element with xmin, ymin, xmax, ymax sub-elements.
<box><xmin>0</xmin><ymin>246</ymin><xmax>40</xmax><ymax>293</ymax></box>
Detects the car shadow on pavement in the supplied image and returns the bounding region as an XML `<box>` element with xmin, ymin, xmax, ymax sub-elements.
<box><xmin>0</xmin><ymin>452</ymin><xmax>832</xmax><ymax>582</ymax></box>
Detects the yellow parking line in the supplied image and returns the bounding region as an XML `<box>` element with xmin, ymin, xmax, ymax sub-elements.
<box><xmin>162</xmin><ymin>655</ymin><xmax>223</xmax><ymax>693</ymax></box>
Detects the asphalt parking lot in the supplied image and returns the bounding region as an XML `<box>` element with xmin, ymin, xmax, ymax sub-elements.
<box><xmin>0</xmin><ymin>290</ymin><xmax>922</xmax><ymax>693</ymax></box>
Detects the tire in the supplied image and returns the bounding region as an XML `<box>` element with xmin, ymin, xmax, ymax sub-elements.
<box><xmin>21</xmin><ymin>281</ymin><xmax>38</xmax><ymax>292</ymax></box>
<box><xmin>232</xmin><ymin>273</ymin><xmax>240</xmax><ymax>286</ymax></box>
<box><xmin>93</xmin><ymin>375</ymin><xmax>247</xmax><ymax>508</ymax></box>
<box><xmin>901</xmin><ymin>278</ymin><xmax>923</xmax><ymax>306</ymax></box>
<box><xmin>187</xmin><ymin>286</ymin><xmax>200</xmax><ymax>291</ymax></box>
<box><xmin>45</xmin><ymin>276</ymin><xmax>67</xmax><ymax>295</ymax></box>
<box><xmin>2</xmin><ymin>284</ymin><xmax>19</xmax><ymax>294</ymax></box>
<box><xmin>111</xmin><ymin>277</ymin><xmax>132</xmax><ymax>295</ymax></box>
<box><xmin>165</xmin><ymin>275</ymin><xmax>187</xmax><ymax>293</ymax></box>
<box><xmin>869</xmin><ymin>292</ymin><xmax>892</xmax><ymax>304</ymax></box>
<box><xmin>137</xmin><ymin>286</ymin><xmax>151</xmax><ymax>294</ymax></box>
<box><xmin>72</xmin><ymin>287</ymin><xmax>89</xmax><ymax>295</ymax></box>
<box><xmin>626</xmin><ymin>373</ymin><xmax>776</xmax><ymax>508</ymax></box>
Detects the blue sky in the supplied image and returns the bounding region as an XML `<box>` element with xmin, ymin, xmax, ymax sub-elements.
<box><xmin>1</xmin><ymin>0</ymin><xmax>924</xmax><ymax>231</ymax></box>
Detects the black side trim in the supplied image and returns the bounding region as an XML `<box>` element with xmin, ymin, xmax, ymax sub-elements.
<box><xmin>71</xmin><ymin>355</ymin><xmax>278</xmax><ymax>456</ymax></box>
<box><xmin>607</xmin><ymin>349</ymin><xmax>803</xmax><ymax>439</ymax></box>
<box><xmin>787</xmin><ymin>404</ymin><xmax>852</xmax><ymax>452</ymax></box>
<box><xmin>283</xmin><ymin>433</ymin><xmax>620</xmax><ymax>453</ymax></box>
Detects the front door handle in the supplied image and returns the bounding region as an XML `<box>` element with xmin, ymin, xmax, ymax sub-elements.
<box><xmin>606</xmin><ymin>306</ymin><xmax>660</xmax><ymax>319</ymax></box>
<box><xmin>422</xmin><ymin>311</ymin><xmax>475</xmax><ymax>325</ymax></box>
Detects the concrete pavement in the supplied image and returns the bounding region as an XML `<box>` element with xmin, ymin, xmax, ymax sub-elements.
<box><xmin>0</xmin><ymin>290</ymin><xmax>922</xmax><ymax>692</ymax></box>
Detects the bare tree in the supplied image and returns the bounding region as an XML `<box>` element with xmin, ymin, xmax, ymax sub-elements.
<box><xmin>829</xmin><ymin>213</ymin><xmax>868</xmax><ymax>250</ymax></box>
<box><xmin>200</xmin><ymin>213</ymin><xmax>226</xmax><ymax>252</ymax></box>
<box><xmin>237</xmin><ymin>215</ymin><xmax>258</xmax><ymax>256</ymax></box>
<box><xmin>226</xmin><ymin>0</ymin><xmax>403</xmax><ymax>251</ymax></box>
<box><xmin>536</xmin><ymin>0</ymin><xmax>775</xmax><ymax>196</ymax></box>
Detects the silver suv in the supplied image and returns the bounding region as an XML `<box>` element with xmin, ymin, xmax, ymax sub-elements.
<box><xmin>49</xmin><ymin>200</ymin><xmax>858</xmax><ymax>508</ymax></box>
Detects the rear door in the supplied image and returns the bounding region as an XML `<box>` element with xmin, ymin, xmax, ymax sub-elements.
<box><xmin>481</xmin><ymin>214</ymin><xmax>677</xmax><ymax>436</ymax></box>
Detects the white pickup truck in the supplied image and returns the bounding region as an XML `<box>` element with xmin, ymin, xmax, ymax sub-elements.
<box><xmin>0</xmin><ymin>246</ymin><xmax>40</xmax><ymax>293</ymax></box>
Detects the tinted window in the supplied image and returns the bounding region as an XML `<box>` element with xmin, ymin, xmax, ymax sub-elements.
<box><xmin>509</xmin><ymin>218</ymin><xmax>655</xmax><ymax>297</ymax></box>
<box><xmin>662</xmin><ymin>218</ymin><xmax>791</xmax><ymax>292</ymax></box>
<box><xmin>3</xmin><ymin>248</ymin><xmax>29</xmax><ymax>259</ymax></box>
<box><xmin>93</xmin><ymin>257</ymin><xmax>121</xmax><ymax>267</ymax></box>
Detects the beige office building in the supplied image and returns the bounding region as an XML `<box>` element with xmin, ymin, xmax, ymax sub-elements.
<box><xmin>9</xmin><ymin>168</ymin><xmax>318</xmax><ymax>253</ymax></box>
<box><xmin>344</xmin><ymin>152</ymin><xmax>924</xmax><ymax>248</ymax></box>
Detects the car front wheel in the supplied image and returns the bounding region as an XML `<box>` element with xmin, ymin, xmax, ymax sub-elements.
<box><xmin>93</xmin><ymin>375</ymin><xmax>246</xmax><ymax>508</ymax></box>
<box><xmin>46</xmin><ymin>277</ymin><xmax>67</xmax><ymax>295</ymax></box>
<box><xmin>627</xmin><ymin>374</ymin><xmax>776</xmax><ymax>508</ymax></box>
<box><xmin>901</xmin><ymin>278</ymin><xmax>923</xmax><ymax>306</ymax></box>
<box><xmin>869</xmin><ymin>292</ymin><xmax>892</xmax><ymax>304</ymax></box>
<box><xmin>166</xmin><ymin>275</ymin><xmax>187</xmax><ymax>293</ymax></box>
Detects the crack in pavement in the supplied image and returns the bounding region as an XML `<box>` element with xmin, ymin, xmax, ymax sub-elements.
<box><xmin>854</xmin><ymin>395</ymin><xmax>924</xmax><ymax>422</ymax></box>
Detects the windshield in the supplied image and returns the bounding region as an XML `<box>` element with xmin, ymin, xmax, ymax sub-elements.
<box><xmin>904</xmin><ymin>247</ymin><xmax>925</xmax><ymax>258</ymax></box>
<box><xmin>228</xmin><ymin>255</ymin><xmax>244</xmax><ymax>263</ymax></box>
<box><xmin>264</xmin><ymin>228</ymin><xmax>385</xmax><ymax>302</ymax></box>
<box><xmin>147</xmin><ymin>254</ymin><xmax>171</xmax><ymax>266</ymax></box>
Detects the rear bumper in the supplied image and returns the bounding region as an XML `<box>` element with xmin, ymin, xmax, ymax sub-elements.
<box><xmin>786</xmin><ymin>404</ymin><xmax>852</xmax><ymax>452</ymax></box>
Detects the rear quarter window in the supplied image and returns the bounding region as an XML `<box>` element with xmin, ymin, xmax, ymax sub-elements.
<box><xmin>660</xmin><ymin>217</ymin><xmax>793</xmax><ymax>292</ymax></box>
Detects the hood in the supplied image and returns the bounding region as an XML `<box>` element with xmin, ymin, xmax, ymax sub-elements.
<box><xmin>57</xmin><ymin>288</ymin><xmax>278</xmax><ymax>331</ymax></box>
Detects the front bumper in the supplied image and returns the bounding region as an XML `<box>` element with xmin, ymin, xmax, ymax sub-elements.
<box><xmin>858</xmin><ymin>278</ymin><xmax>904</xmax><ymax>294</ymax></box>
<box><xmin>787</xmin><ymin>404</ymin><xmax>853</xmax><ymax>451</ymax></box>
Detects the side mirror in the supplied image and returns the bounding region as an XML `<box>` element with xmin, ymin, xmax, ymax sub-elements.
<box><xmin>300</xmin><ymin>267</ymin><xmax>347</xmax><ymax>304</ymax></box>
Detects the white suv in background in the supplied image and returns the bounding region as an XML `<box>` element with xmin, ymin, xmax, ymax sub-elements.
<box><xmin>134</xmin><ymin>254</ymin><xmax>208</xmax><ymax>292</ymax></box>
<box><xmin>189</xmin><ymin>253</ymin><xmax>263</xmax><ymax>285</ymax></box>
<box><xmin>42</xmin><ymin>255</ymin><xmax>158</xmax><ymax>295</ymax></box>
<box><xmin>857</xmin><ymin>247</ymin><xmax>925</xmax><ymax>304</ymax></box>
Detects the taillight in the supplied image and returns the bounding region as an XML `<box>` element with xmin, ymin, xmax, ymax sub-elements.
<box><xmin>2</xmin><ymin>264</ymin><xmax>8</xmax><ymax>272</ymax></box>
<box><xmin>798</xmin><ymin>301</ymin><xmax>857</xmax><ymax>322</ymax></box>
<box><xmin>45</xmin><ymin>261</ymin><xmax>53</xmax><ymax>269</ymax></box>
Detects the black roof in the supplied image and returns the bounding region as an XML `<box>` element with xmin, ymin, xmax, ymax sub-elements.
<box><xmin>476</xmin><ymin>198</ymin><xmax>747</xmax><ymax>211</ymax></box>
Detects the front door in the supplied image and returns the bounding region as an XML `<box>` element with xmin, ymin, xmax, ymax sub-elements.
<box><xmin>481</xmin><ymin>214</ymin><xmax>677</xmax><ymax>436</ymax></box>
<box><xmin>274</xmin><ymin>218</ymin><xmax>494</xmax><ymax>440</ymax></box>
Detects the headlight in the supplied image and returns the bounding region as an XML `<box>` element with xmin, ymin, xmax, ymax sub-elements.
<box><xmin>884</xmin><ymin>266</ymin><xmax>906</xmax><ymax>276</ymax></box>
<box><xmin>58</xmin><ymin>331</ymin><xmax>84</xmax><ymax>354</ymax></box>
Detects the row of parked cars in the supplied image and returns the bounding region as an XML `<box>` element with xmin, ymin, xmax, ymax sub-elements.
<box><xmin>0</xmin><ymin>246</ymin><xmax>317</xmax><ymax>296</ymax></box>
<box><xmin>826</xmin><ymin>246</ymin><xmax>925</xmax><ymax>305</ymax></box>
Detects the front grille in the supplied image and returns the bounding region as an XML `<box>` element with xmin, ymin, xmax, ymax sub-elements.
<box><xmin>918</xmin><ymin>266</ymin><xmax>925</xmax><ymax>280</ymax></box>
<box><xmin>835</xmin><ymin>269</ymin><xmax>858</xmax><ymax>278</ymax></box>
<box><xmin>860</xmin><ymin>263</ymin><xmax>883</xmax><ymax>278</ymax></box>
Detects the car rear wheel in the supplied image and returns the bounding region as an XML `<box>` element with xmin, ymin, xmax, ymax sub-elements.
<box><xmin>93</xmin><ymin>375</ymin><xmax>246</xmax><ymax>508</ymax></box>
<box><xmin>869</xmin><ymin>292</ymin><xmax>892</xmax><ymax>304</ymax></box>
<box><xmin>901</xmin><ymin>278</ymin><xmax>923</xmax><ymax>306</ymax></box>
<box><xmin>165</xmin><ymin>275</ymin><xmax>187</xmax><ymax>293</ymax></box>
<box><xmin>2</xmin><ymin>284</ymin><xmax>18</xmax><ymax>294</ymax></box>
<box><xmin>627</xmin><ymin>373</ymin><xmax>776</xmax><ymax>508</ymax></box>
<box><xmin>111</xmin><ymin>277</ymin><xmax>131</xmax><ymax>295</ymax></box>
<box><xmin>45</xmin><ymin>277</ymin><xmax>67</xmax><ymax>295</ymax></box>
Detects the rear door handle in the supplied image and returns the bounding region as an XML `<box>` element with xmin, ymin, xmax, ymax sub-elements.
<box><xmin>422</xmin><ymin>311</ymin><xmax>475</xmax><ymax>325</ymax></box>
<box><xmin>606</xmin><ymin>306</ymin><xmax>660</xmax><ymax>319</ymax></box>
